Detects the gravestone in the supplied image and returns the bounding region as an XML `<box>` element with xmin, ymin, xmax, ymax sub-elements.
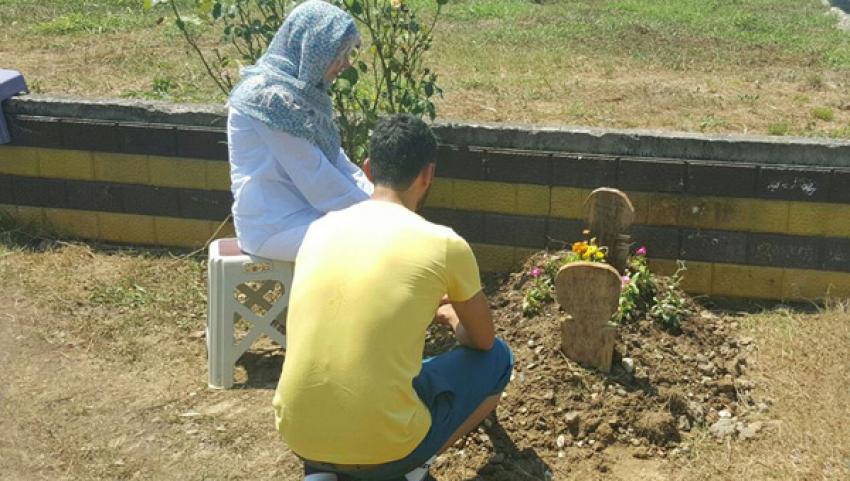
<box><xmin>585</xmin><ymin>188</ymin><xmax>635</xmax><ymax>273</ymax></box>
<box><xmin>552</xmin><ymin>187</ymin><xmax>635</xmax><ymax>372</ymax></box>
<box><xmin>554</xmin><ymin>262</ymin><xmax>621</xmax><ymax>372</ymax></box>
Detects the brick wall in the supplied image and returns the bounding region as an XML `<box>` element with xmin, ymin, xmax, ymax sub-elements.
<box><xmin>1</xmin><ymin>98</ymin><xmax>849</xmax><ymax>300</ymax></box>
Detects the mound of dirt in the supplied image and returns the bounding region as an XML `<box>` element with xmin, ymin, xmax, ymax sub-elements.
<box><xmin>425</xmin><ymin>258</ymin><xmax>768</xmax><ymax>479</ymax></box>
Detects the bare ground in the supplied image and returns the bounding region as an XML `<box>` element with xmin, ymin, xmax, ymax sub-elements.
<box><xmin>1</xmin><ymin>241</ymin><xmax>848</xmax><ymax>480</ymax></box>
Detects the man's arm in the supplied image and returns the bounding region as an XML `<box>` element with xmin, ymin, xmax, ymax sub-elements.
<box><xmin>435</xmin><ymin>291</ymin><xmax>494</xmax><ymax>351</ymax></box>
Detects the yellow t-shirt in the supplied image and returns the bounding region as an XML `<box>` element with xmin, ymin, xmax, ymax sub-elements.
<box><xmin>272</xmin><ymin>200</ymin><xmax>482</xmax><ymax>464</ymax></box>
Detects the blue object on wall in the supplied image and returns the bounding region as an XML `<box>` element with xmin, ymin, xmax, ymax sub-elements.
<box><xmin>0</xmin><ymin>69</ymin><xmax>29</xmax><ymax>144</ymax></box>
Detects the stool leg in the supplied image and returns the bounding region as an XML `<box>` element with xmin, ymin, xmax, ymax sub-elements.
<box><xmin>207</xmin><ymin>260</ymin><xmax>234</xmax><ymax>389</ymax></box>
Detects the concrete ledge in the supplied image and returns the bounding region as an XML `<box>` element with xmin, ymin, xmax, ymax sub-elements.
<box><xmin>5</xmin><ymin>95</ymin><xmax>227</xmax><ymax>128</ymax></box>
<box><xmin>432</xmin><ymin>122</ymin><xmax>850</xmax><ymax>168</ymax></box>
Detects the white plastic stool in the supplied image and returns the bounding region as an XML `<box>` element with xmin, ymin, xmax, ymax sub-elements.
<box><xmin>207</xmin><ymin>238</ymin><xmax>294</xmax><ymax>389</ymax></box>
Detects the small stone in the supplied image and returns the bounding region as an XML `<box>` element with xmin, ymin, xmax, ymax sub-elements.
<box><xmin>478</xmin><ymin>433</ymin><xmax>490</xmax><ymax>444</ymax></box>
<box><xmin>633</xmin><ymin>448</ymin><xmax>653</xmax><ymax>459</ymax></box>
<box><xmin>698</xmin><ymin>362</ymin><xmax>715</xmax><ymax>375</ymax></box>
<box><xmin>630</xmin><ymin>438</ymin><xmax>641</xmax><ymax>447</ymax></box>
<box><xmin>558</xmin><ymin>451</ymin><xmax>565</xmax><ymax>459</ymax></box>
<box><xmin>616</xmin><ymin>388</ymin><xmax>627</xmax><ymax>396</ymax></box>
<box><xmin>718</xmin><ymin>409</ymin><xmax>732</xmax><ymax>418</ymax></box>
<box><xmin>677</xmin><ymin>416</ymin><xmax>691</xmax><ymax>432</ymax></box>
<box><xmin>736</xmin><ymin>379</ymin><xmax>755</xmax><ymax>390</ymax></box>
<box><xmin>556</xmin><ymin>434</ymin><xmax>566</xmax><ymax>448</ymax></box>
<box><xmin>564</xmin><ymin>411</ymin><xmax>581</xmax><ymax>429</ymax></box>
<box><xmin>709</xmin><ymin>418</ymin><xmax>737</xmax><ymax>439</ymax></box>
<box><xmin>756</xmin><ymin>402</ymin><xmax>769</xmax><ymax>412</ymax></box>
<box><xmin>712</xmin><ymin>379</ymin><xmax>737</xmax><ymax>395</ymax></box>
<box><xmin>622</xmin><ymin>357</ymin><xmax>635</xmax><ymax>373</ymax></box>
<box><xmin>737</xmin><ymin>421</ymin><xmax>763</xmax><ymax>440</ymax></box>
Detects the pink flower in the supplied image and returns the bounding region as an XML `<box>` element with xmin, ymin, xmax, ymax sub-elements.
<box><xmin>636</xmin><ymin>246</ymin><xmax>647</xmax><ymax>256</ymax></box>
<box><xmin>621</xmin><ymin>275</ymin><xmax>631</xmax><ymax>286</ymax></box>
<box><xmin>530</xmin><ymin>267</ymin><xmax>543</xmax><ymax>278</ymax></box>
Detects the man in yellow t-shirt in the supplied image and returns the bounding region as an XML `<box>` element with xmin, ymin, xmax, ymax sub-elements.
<box><xmin>273</xmin><ymin>114</ymin><xmax>513</xmax><ymax>481</ymax></box>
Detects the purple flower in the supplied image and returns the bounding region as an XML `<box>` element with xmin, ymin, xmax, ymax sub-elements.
<box><xmin>531</xmin><ymin>267</ymin><xmax>543</xmax><ymax>278</ymax></box>
<box><xmin>636</xmin><ymin>246</ymin><xmax>647</xmax><ymax>256</ymax></box>
<box><xmin>621</xmin><ymin>275</ymin><xmax>631</xmax><ymax>286</ymax></box>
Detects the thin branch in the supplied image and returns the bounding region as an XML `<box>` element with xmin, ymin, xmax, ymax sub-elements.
<box><xmin>170</xmin><ymin>1</ymin><xmax>230</xmax><ymax>95</ymax></box>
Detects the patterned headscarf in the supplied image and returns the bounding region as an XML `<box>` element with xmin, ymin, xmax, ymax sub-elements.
<box><xmin>229</xmin><ymin>0</ymin><xmax>359</xmax><ymax>162</ymax></box>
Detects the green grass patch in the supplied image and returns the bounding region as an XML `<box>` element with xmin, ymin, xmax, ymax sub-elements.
<box><xmin>768</xmin><ymin>122</ymin><xmax>791</xmax><ymax>136</ymax></box>
<box><xmin>812</xmin><ymin>106</ymin><xmax>836</xmax><ymax>121</ymax></box>
<box><xmin>32</xmin><ymin>11</ymin><xmax>144</xmax><ymax>34</ymax></box>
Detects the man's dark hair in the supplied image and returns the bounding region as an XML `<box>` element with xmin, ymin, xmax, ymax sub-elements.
<box><xmin>368</xmin><ymin>113</ymin><xmax>437</xmax><ymax>189</ymax></box>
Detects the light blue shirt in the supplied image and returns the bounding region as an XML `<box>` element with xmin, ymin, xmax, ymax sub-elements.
<box><xmin>227</xmin><ymin>107</ymin><xmax>373</xmax><ymax>256</ymax></box>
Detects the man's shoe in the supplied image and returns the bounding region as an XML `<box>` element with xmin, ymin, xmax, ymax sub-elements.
<box><xmin>403</xmin><ymin>456</ymin><xmax>436</xmax><ymax>481</ymax></box>
<box><xmin>304</xmin><ymin>473</ymin><xmax>338</xmax><ymax>481</ymax></box>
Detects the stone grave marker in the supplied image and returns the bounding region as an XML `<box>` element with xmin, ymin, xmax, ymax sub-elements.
<box><xmin>554</xmin><ymin>261</ymin><xmax>621</xmax><ymax>372</ymax></box>
<box><xmin>585</xmin><ymin>188</ymin><xmax>635</xmax><ymax>273</ymax></box>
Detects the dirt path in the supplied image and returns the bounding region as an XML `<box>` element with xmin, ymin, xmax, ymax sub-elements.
<box><xmin>1</xmin><ymin>246</ymin><xmax>848</xmax><ymax>480</ymax></box>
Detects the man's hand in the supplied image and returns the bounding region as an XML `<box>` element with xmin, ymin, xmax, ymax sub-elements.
<box><xmin>435</xmin><ymin>292</ymin><xmax>494</xmax><ymax>351</ymax></box>
<box><xmin>433</xmin><ymin>303</ymin><xmax>459</xmax><ymax>328</ymax></box>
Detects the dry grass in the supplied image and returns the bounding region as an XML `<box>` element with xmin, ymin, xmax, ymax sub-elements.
<box><xmin>1</xmin><ymin>229</ymin><xmax>849</xmax><ymax>480</ymax></box>
<box><xmin>671</xmin><ymin>303</ymin><xmax>850</xmax><ymax>480</ymax></box>
<box><xmin>3</xmin><ymin>0</ymin><xmax>850</xmax><ymax>138</ymax></box>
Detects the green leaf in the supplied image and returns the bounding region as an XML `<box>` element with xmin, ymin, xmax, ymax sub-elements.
<box><xmin>348</xmin><ymin>0</ymin><xmax>363</xmax><ymax>15</ymax></box>
<box><xmin>143</xmin><ymin>0</ymin><xmax>168</xmax><ymax>11</ymax></box>
<box><xmin>197</xmin><ymin>0</ymin><xmax>214</xmax><ymax>15</ymax></box>
<box><xmin>339</xmin><ymin>66</ymin><xmax>359</xmax><ymax>85</ymax></box>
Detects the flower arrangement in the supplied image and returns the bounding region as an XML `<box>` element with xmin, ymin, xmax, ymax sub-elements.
<box><xmin>521</xmin><ymin>238</ymin><xmax>690</xmax><ymax>332</ymax></box>
<box><xmin>568</xmin><ymin>238</ymin><xmax>607</xmax><ymax>263</ymax></box>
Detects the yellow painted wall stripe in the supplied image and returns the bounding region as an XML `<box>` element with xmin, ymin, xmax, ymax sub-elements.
<box><xmin>469</xmin><ymin>242</ymin><xmax>848</xmax><ymax>300</ymax></box>
<box><xmin>1</xmin><ymin>204</ymin><xmax>847</xmax><ymax>301</ymax></box>
<box><xmin>0</xmin><ymin>146</ymin><xmax>230</xmax><ymax>191</ymax></box>
<box><xmin>0</xmin><ymin>205</ymin><xmax>233</xmax><ymax>249</ymax></box>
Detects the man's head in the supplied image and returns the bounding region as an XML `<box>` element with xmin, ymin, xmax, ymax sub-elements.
<box><xmin>365</xmin><ymin>114</ymin><xmax>438</xmax><ymax>211</ymax></box>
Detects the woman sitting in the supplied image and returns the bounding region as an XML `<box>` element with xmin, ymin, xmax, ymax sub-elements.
<box><xmin>227</xmin><ymin>0</ymin><xmax>372</xmax><ymax>261</ymax></box>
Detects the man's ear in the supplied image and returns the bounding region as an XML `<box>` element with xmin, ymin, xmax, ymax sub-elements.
<box><xmin>421</xmin><ymin>162</ymin><xmax>436</xmax><ymax>187</ymax></box>
<box><xmin>363</xmin><ymin>157</ymin><xmax>374</xmax><ymax>182</ymax></box>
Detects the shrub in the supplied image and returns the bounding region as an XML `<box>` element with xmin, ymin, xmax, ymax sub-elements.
<box><xmin>144</xmin><ymin>0</ymin><xmax>448</xmax><ymax>163</ymax></box>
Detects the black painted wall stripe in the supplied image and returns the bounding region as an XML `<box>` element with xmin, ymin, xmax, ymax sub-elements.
<box><xmin>7</xmin><ymin>175</ymin><xmax>231</xmax><ymax>221</ymax></box>
<box><xmin>7</xmin><ymin>115</ymin><xmax>228</xmax><ymax>161</ymax></box>
<box><xmin>420</xmin><ymin>206</ymin><xmax>850</xmax><ymax>273</ymax></box>
<box><xmin>3</xmin><ymin>173</ymin><xmax>850</xmax><ymax>273</ymax></box>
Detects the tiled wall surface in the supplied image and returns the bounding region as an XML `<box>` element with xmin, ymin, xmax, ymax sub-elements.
<box><xmin>1</xmin><ymin>112</ymin><xmax>849</xmax><ymax>300</ymax></box>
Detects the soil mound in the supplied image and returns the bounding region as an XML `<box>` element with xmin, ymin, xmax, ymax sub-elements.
<box><xmin>426</xmin><ymin>256</ymin><xmax>766</xmax><ymax>479</ymax></box>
